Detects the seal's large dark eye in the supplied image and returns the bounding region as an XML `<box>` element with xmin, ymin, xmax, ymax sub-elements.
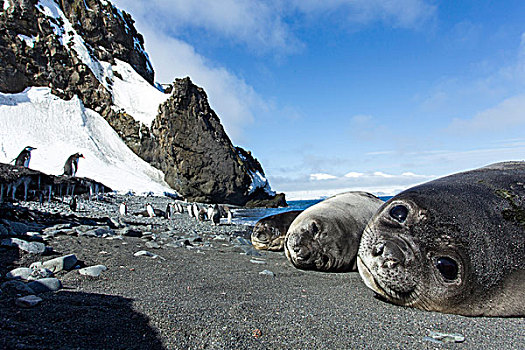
<box><xmin>436</xmin><ymin>257</ymin><xmax>458</xmax><ymax>280</ymax></box>
<box><xmin>389</xmin><ymin>205</ymin><xmax>408</xmax><ymax>223</ymax></box>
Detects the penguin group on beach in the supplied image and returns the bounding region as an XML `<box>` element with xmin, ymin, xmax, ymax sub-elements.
<box><xmin>127</xmin><ymin>200</ymin><xmax>233</xmax><ymax>225</ymax></box>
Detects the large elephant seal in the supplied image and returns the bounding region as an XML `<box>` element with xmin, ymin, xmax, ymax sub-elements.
<box><xmin>285</xmin><ymin>192</ymin><xmax>383</xmax><ymax>272</ymax></box>
<box><xmin>251</xmin><ymin>210</ymin><xmax>303</xmax><ymax>251</ymax></box>
<box><xmin>358</xmin><ymin>161</ymin><xmax>525</xmax><ymax>317</ymax></box>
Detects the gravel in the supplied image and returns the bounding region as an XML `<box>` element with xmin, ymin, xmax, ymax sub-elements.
<box><xmin>0</xmin><ymin>194</ymin><xmax>523</xmax><ymax>349</ymax></box>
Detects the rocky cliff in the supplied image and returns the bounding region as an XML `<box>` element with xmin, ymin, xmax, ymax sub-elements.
<box><xmin>0</xmin><ymin>0</ymin><xmax>285</xmax><ymax>207</ymax></box>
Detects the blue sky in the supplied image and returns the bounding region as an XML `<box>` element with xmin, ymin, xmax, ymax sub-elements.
<box><xmin>112</xmin><ymin>0</ymin><xmax>525</xmax><ymax>199</ymax></box>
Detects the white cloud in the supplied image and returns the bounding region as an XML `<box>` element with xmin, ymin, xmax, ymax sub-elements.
<box><xmin>113</xmin><ymin>0</ymin><xmax>298</xmax><ymax>53</ymax></box>
<box><xmin>114</xmin><ymin>0</ymin><xmax>435</xmax><ymax>55</ymax></box>
<box><xmin>271</xmin><ymin>170</ymin><xmax>435</xmax><ymax>199</ymax></box>
<box><xmin>448</xmin><ymin>94</ymin><xmax>525</xmax><ymax>134</ymax></box>
<box><xmin>373</xmin><ymin>171</ymin><xmax>394</xmax><ymax>178</ymax></box>
<box><xmin>344</xmin><ymin>171</ymin><xmax>364</xmax><ymax>178</ymax></box>
<box><xmin>310</xmin><ymin>173</ymin><xmax>338</xmax><ymax>180</ymax></box>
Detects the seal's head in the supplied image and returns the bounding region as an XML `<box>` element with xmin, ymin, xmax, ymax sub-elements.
<box><xmin>285</xmin><ymin>218</ymin><xmax>353</xmax><ymax>271</ymax></box>
<box><xmin>251</xmin><ymin>223</ymin><xmax>284</xmax><ymax>251</ymax></box>
<box><xmin>251</xmin><ymin>211</ymin><xmax>302</xmax><ymax>251</ymax></box>
<box><xmin>357</xmin><ymin>193</ymin><xmax>479</xmax><ymax>315</ymax></box>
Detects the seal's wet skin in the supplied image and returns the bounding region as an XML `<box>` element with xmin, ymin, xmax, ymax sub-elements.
<box><xmin>358</xmin><ymin>161</ymin><xmax>525</xmax><ymax>317</ymax></box>
<box><xmin>285</xmin><ymin>191</ymin><xmax>383</xmax><ymax>272</ymax></box>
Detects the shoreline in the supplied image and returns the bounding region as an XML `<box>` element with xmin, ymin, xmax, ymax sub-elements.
<box><xmin>0</xmin><ymin>195</ymin><xmax>523</xmax><ymax>349</ymax></box>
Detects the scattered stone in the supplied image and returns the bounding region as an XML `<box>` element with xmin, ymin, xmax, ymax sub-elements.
<box><xmin>234</xmin><ymin>237</ymin><xmax>251</xmax><ymax>246</ymax></box>
<box><xmin>27</xmin><ymin>278</ymin><xmax>62</xmax><ymax>293</ymax></box>
<box><xmin>1</xmin><ymin>280</ymin><xmax>35</xmax><ymax>296</ymax></box>
<box><xmin>423</xmin><ymin>331</ymin><xmax>465</xmax><ymax>344</ymax></box>
<box><xmin>259</xmin><ymin>270</ymin><xmax>275</xmax><ymax>277</ymax></box>
<box><xmin>6</xmin><ymin>267</ymin><xmax>33</xmax><ymax>280</ymax></box>
<box><xmin>79</xmin><ymin>227</ymin><xmax>114</xmax><ymax>237</ymax></box>
<box><xmin>250</xmin><ymin>259</ymin><xmax>267</xmax><ymax>265</ymax></box>
<box><xmin>145</xmin><ymin>241</ymin><xmax>161</xmax><ymax>249</ymax></box>
<box><xmin>240</xmin><ymin>246</ymin><xmax>262</xmax><ymax>257</ymax></box>
<box><xmin>120</xmin><ymin>227</ymin><xmax>142</xmax><ymax>237</ymax></box>
<box><xmin>1</xmin><ymin>237</ymin><xmax>46</xmax><ymax>254</ymax></box>
<box><xmin>108</xmin><ymin>217</ymin><xmax>123</xmax><ymax>229</ymax></box>
<box><xmin>30</xmin><ymin>254</ymin><xmax>78</xmax><ymax>273</ymax></box>
<box><xmin>78</xmin><ymin>265</ymin><xmax>107</xmax><ymax>277</ymax></box>
<box><xmin>28</xmin><ymin>268</ymin><xmax>54</xmax><ymax>281</ymax></box>
<box><xmin>15</xmin><ymin>295</ymin><xmax>43</xmax><ymax>308</ymax></box>
<box><xmin>134</xmin><ymin>250</ymin><xmax>158</xmax><ymax>258</ymax></box>
<box><xmin>43</xmin><ymin>223</ymin><xmax>72</xmax><ymax>233</ymax></box>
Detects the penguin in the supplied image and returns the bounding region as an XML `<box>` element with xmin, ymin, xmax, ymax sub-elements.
<box><xmin>119</xmin><ymin>202</ymin><xmax>128</xmax><ymax>216</ymax></box>
<box><xmin>211</xmin><ymin>204</ymin><xmax>221</xmax><ymax>226</ymax></box>
<box><xmin>207</xmin><ymin>205</ymin><xmax>214</xmax><ymax>221</ymax></box>
<box><xmin>146</xmin><ymin>203</ymin><xmax>155</xmax><ymax>217</ymax></box>
<box><xmin>69</xmin><ymin>195</ymin><xmax>78</xmax><ymax>212</ymax></box>
<box><xmin>165</xmin><ymin>203</ymin><xmax>173</xmax><ymax>219</ymax></box>
<box><xmin>14</xmin><ymin>146</ymin><xmax>36</xmax><ymax>167</ymax></box>
<box><xmin>225</xmin><ymin>206</ymin><xmax>233</xmax><ymax>225</ymax></box>
<box><xmin>63</xmin><ymin>153</ymin><xmax>84</xmax><ymax>177</ymax></box>
<box><xmin>192</xmin><ymin>203</ymin><xmax>199</xmax><ymax>219</ymax></box>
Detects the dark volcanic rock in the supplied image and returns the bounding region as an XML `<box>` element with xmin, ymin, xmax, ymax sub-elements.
<box><xmin>146</xmin><ymin>77</ymin><xmax>251</xmax><ymax>205</ymax></box>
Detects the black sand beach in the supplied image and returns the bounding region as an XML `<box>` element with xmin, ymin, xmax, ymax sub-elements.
<box><xmin>0</xmin><ymin>195</ymin><xmax>523</xmax><ymax>349</ymax></box>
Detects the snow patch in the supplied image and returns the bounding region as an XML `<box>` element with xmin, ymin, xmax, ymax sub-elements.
<box><xmin>0</xmin><ymin>87</ymin><xmax>174</xmax><ymax>195</ymax></box>
<box><xmin>17</xmin><ymin>34</ymin><xmax>36</xmax><ymax>48</ymax></box>
<box><xmin>111</xmin><ymin>59</ymin><xmax>169</xmax><ymax>127</ymax></box>
<box><xmin>248</xmin><ymin>170</ymin><xmax>275</xmax><ymax>196</ymax></box>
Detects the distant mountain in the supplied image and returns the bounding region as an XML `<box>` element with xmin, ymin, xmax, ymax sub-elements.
<box><xmin>0</xmin><ymin>0</ymin><xmax>285</xmax><ymax>206</ymax></box>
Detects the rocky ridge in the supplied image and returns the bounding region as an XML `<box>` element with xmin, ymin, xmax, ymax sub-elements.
<box><xmin>0</xmin><ymin>0</ymin><xmax>285</xmax><ymax>206</ymax></box>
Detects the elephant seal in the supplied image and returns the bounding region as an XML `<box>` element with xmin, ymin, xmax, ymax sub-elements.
<box><xmin>285</xmin><ymin>192</ymin><xmax>383</xmax><ymax>272</ymax></box>
<box><xmin>357</xmin><ymin>161</ymin><xmax>525</xmax><ymax>317</ymax></box>
<box><xmin>252</xmin><ymin>210</ymin><xmax>302</xmax><ymax>251</ymax></box>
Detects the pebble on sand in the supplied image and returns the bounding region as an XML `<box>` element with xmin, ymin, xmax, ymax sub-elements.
<box><xmin>27</xmin><ymin>278</ymin><xmax>62</xmax><ymax>293</ymax></box>
<box><xmin>78</xmin><ymin>265</ymin><xmax>108</xmax><ymax>277</ymax></box>
<box><xmin>1</xmin><ymin>238</ymin><xmax>46</xmax><ymax>254</ymax></box>
<box><xmin>15</xmin><ymin>295</ymin><xmax>43</xmax><ymax>308</ymax></box>
<box><xmin>30</xmin><ymin>254</ymin><xmax>78</xmax><ymax>273</ymax></box>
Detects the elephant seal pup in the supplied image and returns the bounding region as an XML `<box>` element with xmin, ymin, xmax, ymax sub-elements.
<box><xmin>285</xmin><ymin>192</ymin><xmax>383</xmax><ymax>272</ymax></box>
<box><xmin>252</xmin><ymin>210</ymin><xmax>303</xmax><ymax>251</ymax></box>
<box><xmin>358</xmin><ymin>161</ymin><xmax>525</xmax><ymax>317</ymax></box>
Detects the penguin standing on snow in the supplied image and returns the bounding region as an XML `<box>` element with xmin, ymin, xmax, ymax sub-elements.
<box><xmin>63</xmin><ymin>153</ymin><xmax>84</xmax><ymax>177</ymax></box>
<box><xmin>14</xmin><ymin>146</ymin><xmax>36</xmax><ymax>167</ymax></box>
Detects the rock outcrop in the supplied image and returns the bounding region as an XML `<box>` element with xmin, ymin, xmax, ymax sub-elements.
<box><xmin>0</xmin><ymin>0</ymin><xmax>286</xmax><ymax>206</ymax></box>
<box><xmin>0</xmin><ymin>162</ymin><xmax>111</xmax><ymax>202</ymax></box>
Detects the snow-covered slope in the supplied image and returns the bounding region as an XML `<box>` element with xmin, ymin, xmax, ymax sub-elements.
<box><xmin>0</xmin><ymin>87</ymin><xmax>173</xmax><ymax>195</ymax></box>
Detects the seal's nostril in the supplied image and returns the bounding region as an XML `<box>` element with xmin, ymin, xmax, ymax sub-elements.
<box><xmin>372</xmin><ymin>243</ymin><xmax>385</xmax><ymax>256</ymax></box>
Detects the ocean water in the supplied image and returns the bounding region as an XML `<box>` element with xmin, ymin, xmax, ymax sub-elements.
<box><xmin>232</xmin><ymin>196</ymin><xmax>393</xmax><ymax>226</ymax></box>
